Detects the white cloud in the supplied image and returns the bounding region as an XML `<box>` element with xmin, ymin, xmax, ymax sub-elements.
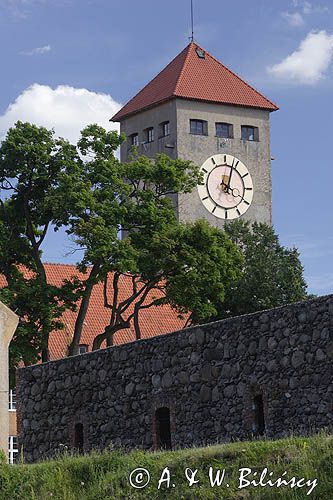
<box><xmin>0</xmin><ymin>84</ymin><xmax>121</xmax><ymax>144</ymax></box>
<box><xmin>281</xmin><ymin>11</ymin><xmax>305</xmax><ymax>27</ymax></box>
<box><xmin>302</xmin><ymin>1</ymin><xmax>328</xmax><ymax>15</ymax></box>
<box><xmin>282</xmin><ymin>2</ymin><xmax>329</xmax><ymax>27</ymax></box>
<box><xmin>21</xmin><ymin>44</ymin><xmax>51</xmax><ymax>56</ymax></box>
<box><xmin>267</xmin><ymin>30</ymin><xmax>333</xmax><ymax>84</ymax></box>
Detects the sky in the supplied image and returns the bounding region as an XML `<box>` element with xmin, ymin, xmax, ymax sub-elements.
<box><xmin>0</xmin><ymin>0</ymin><xmax>332</xmax><ymax>296</ymax></box>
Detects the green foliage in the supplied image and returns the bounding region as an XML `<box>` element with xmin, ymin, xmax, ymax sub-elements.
<box><xmin>0</xmin><ymin>434</ymin><xmax>331</xmax><ymax>499</ymax></box>
<box><xmin>218</xmin><ymin>220</ymin><xmax>308</xmax><ymax>318</ymax></box>
<box><xmin>0</xmin><ymin>121</ymin><xmax>94</xmax><ymax>367</ymax></box>
<box><xmin>128</xmin><ymin>219</ymin><xmax>243</xmax><ymax>325</ymax></box>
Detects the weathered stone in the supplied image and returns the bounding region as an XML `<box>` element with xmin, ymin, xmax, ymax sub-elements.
<box><xmin>178</xmin><ymin>371</ymin><xmax>189</xmax><ymax>384</ymax></box>
<box><xmin>267</xmin><ymin>338</ymin><xmax>277</xmax><ymax>351</ymax></box>
<box><xmin>151</xmin><ymin>374</ymin><xmax>161</xmax><ymax>388</ymax></box>
<box><xmin>316</xmin><ymin>349</ymin><xmax>326</xmax><ymax>362</ymax></box>
<box><xmin>199</xmin><ymin>385</ymin><xmax>211</xmax><ymax>402</ymax></box>
<box><xmin>326</xmin><ymin>342</ymin><xmax>333</xmax><ymax>359</ymax></box>
<box><xmin>161</xmin><ymin>371</ymin><xmax>173</xmax><ymax>388</ymax></box>
<box><xmin>291</xmin><ymin>350</ymin><xmax>304</xmax><ymax>368</ymax></box>
<box><xmin>125</xmin><ymin>382</ymin><xmax>135</xmax><ymax>396</ymax></box>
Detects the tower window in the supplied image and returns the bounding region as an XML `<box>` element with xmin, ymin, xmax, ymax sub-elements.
<box><xmin>190</xmin><ymin>119</ymin><xmax>208</xmax><ymax>136</ymax></box>
<box><xmin>253</xmin><ymin>395</ymin><xmax>265</xmax><ymax>436</ymax></box>
<box><xmin>216</xmin><ymin>122</ymin><xmax>233</xmax><ymax>139</ymax></box>
<box><xmin>241</xmin><ymin>125</ymin><xmax>259</xmax><ymax>142</ymax></box>
<box><xmin>155</xmin><ymin>407</ymin><xmax>172</xmax><ymax>450</ymax></box>
<box><xmin>145</xmin><ymin>127</ymin><xmax>154</xmax><ymax>143</ymax></box>
<box><xmin>74</xmin><ymin>423</ymin><xmax>84</xmax><ymax>453</ymax></box>
<box><xmin>130</xmin><ymin>133</ymin><xmax>139</xmax><ymax>146</ymax></box>
<box><xmin>160</xmin><ymin>121</ymin><xmax>170</xmax><ymax>137</ymax></box>
<box><xmin>78</xmin><ymin>344</ymin><xmax>88</xmax><ymax>354</ymax></box>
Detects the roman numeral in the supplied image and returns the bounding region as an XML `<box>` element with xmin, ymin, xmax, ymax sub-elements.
<box><xmin>225</xmin><ymin>210</ymin><xmax>228</xmax><ymax>219</ymax></box>
<box><xmin>202</xmin><ymin>168</ymin><xmax>208</xmax><ymax>173</ymax></box>
<box><xmin>212</xmin><ymin>206</ymin><xmax>217</xmax><ymax>214</ymax></box>
<box><xmin>236</xmin><ymin>208</ymin><xmax>241</xmax><ymax>216</ymax></box>
<box><xmin>211</xmin><ymin>157</ymin><xmax>216</xmax><ymax>165</ymax></box>
<box><xmin>245</xmin><ymin>187</ymin><xmax>253</xmax><ymax>190</ymax></box>
<box><xmin>242</xmin><ymin>173</ymin><xmax>249</xmax><ymax>178</ymax></box>
<box><xmin>224</xmin><ymin>155</ymin><xmax>227</xmax><ymax>163</ymax></box>
<box><xmin>202</xmin><ymin>196</ymin><xmax>209</xmax><ymax>201</ymax></box>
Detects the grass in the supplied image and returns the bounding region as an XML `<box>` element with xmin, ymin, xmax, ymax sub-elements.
<box><xmin>0</xmin><ymin>433</ymin><xmax>332</xmax><ymax>499</ymax></box>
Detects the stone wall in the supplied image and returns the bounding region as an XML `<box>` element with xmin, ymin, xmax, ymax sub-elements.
<box><xmin>17</xmin><ymin>295</ymin><xmax>333</xmax><ymax>463</ymax></box>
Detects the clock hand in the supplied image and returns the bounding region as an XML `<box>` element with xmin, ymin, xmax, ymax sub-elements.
<box><xmin>226</xmin><ymin>164</ymin><xmax>234</xmax><ymax>192</ymax></box>
<box><xmin>231</xmin><ymin>187</ymin><xmax>245</xmax><ymax>201</ymax></box>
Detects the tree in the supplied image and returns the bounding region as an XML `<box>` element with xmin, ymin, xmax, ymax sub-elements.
<box><xmin>65</xmin><ymin>133</ymin><xmax>243</xmax><ymax>350</ymax></box>
<box><xmin>0</xmin><ymin>121</ymin><xmax>87</xmax><ymax>363</ymax></box>
<box><xmin>214</xmin><ymin>219</ymin><xmax>308</xmax><ymax>318</ymax></box>
<box><xmin>90</xmin><ymin>219</ymin><xmax>243</xmax><ymax>349</ymax></box>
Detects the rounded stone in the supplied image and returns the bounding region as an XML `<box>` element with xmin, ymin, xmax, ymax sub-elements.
<box><xmin>161</xmin><ymin>371</ymin><xmax>173</xmax><ymax>388</ymax></box>
<box><xmin>199</xmin><ymin>385</ymin><xmax>211</xmax><ymax>402</ymax></box>
<box><xmin>151</xmin><ymin>374</ymin><xmax>161</xmax><ymax>388</ymax></box>
<box><xmin>125</xmin><ymin>382</ymin><xmax>135</xmax><ymax>396</ymax></box>
<box><xmin>291</xmin><ymin>350</ymin><xmax>304</xmax><ymax>368</ymax></box>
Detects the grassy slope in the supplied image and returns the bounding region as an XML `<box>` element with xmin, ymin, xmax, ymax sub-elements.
<box><xmin>0</xmin><ymin>434</ymin><xmax>332</xmax><ymax>500</ymax></box>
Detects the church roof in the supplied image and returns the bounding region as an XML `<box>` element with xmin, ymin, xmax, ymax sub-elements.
<box><xmin>111</xmin><ymin>42</ymin><xmax>278</xmax><ymax>121</ymax></box>
<box><xmin>0</xmin><ymin>263</ymin><xmax>185</xmax><ymax>361</ymax></box>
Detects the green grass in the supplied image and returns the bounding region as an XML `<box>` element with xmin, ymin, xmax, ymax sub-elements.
<box><xmin>0</xmin><ymin>433</ymin><xmax>332</xmax><ymax>499</ymax></box>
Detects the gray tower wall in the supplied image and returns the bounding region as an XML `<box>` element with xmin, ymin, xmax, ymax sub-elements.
<box><xmin>175</xmin><ymin>99</ymin><xmax>272</xmax><ymax>228</ymax></box>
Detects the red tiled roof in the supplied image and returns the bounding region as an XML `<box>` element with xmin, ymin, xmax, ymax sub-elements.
<box><xmin>111</xmin><ymin>42</ymin><xmax>278</xmax><ymax>121</ymax></box>
<box><xmin>1</xmin><ymin>263</ymin><xmax>185</xmax><ymax>361</ymax></box>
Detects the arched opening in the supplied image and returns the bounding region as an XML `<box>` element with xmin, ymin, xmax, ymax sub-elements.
<box><xmin>74</xmin><ymin>423</ymin><xmax>84</xmax><ymax>453</ymax></box>
<box><xmin>253</xmin><ymin>395</ymin><xmax>265</xmax><ymax>436</ymax></box>
<box><xmin>155</xmin><ymin>407</ymin><xmax>172</xmax><ymax>450</ymax></box>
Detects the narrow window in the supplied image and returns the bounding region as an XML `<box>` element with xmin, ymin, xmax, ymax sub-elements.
<box><xmin>241</xmin><ymin>125</ymin><xmax>259</xmax><ymax>141</ymax></box>
<box><xmin>253</xmin><ymin>395</ymin><xmax>265</xmax><ymax>435</ymax></box>
<box><xmin>146</xmin><ymin>127</ymin><xmax>154</xmax><ymax>143</ymax></box>
<box><xmin>8</xmin><ymin>436</ymin><xmax>18</xmax><ymax>464</ymax></box>
<box><xmin>161</xmin><ymin>121</ymin><xmax>170</xmax><ymax>137</ymax></box>
<box><xmin>130</xmin><ymin>133</ymin><xmax>139</xmax><ymax>146</ymax></box>
<box><xmin>155</xmin><ymin>407</ymin><xmax>172</xmax><ymax>450</ymax></box>
<box><xmin>190</xmin><ymin>119</ymin><xmax>208</xmax><ymax>136</ymax></box>
<box><xmin>74</xmin><ymin>423</ymin><xmax>84</xmax><ymax>453</ymax></box>
<box><xmin>216</xmin><ymin>122</ymin><xmax>233</xmax><ymax>139</ymax></box>
<box><xmin>9</xmin><ymin>389</ymin><xmax>16</xmax><ymax>411</ymax></box>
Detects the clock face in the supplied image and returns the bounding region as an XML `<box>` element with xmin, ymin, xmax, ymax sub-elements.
<box><xmin>197</xmin><ymin>154</ymin><xmax>253</xmax><ymax>220</ymax></box>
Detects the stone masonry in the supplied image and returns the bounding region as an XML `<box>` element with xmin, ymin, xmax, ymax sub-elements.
<box><xmin>17</xmin><ymin>295</ymin><xmax>333</xmax><ymax>463</ymax></box>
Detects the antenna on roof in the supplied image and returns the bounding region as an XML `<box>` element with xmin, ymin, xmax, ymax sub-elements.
<box><xmin>190</xmin><ymin>0</ymin><xmax>194</xmax><ymax>42</ymax></box>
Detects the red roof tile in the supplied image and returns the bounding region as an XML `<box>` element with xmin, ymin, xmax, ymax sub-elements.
<box><xmin>111</xmin><ymin>42</ymin><xmax>278</xmax><ymax>121</ymax></box>
<box><xmin>0</xmin><ymin>263</ymin><xmax>185</xmax><ymax>361</ymax></box>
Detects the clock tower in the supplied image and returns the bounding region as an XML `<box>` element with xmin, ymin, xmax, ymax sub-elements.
<box><xmin>111</xmin><ymin>42</ymin><xmax>278</xmax><ymax>228</ymax></box>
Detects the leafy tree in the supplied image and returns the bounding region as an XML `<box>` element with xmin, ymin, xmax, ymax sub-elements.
<box><xmin>66</xmin><ymin>134</ymin><xmax>243</xmax><ymax>350</ymax></box>
<box><xmin>0</xmin><ymin>121</ymin><xmax>87</xmax><ymax>363</ymax></box>
<box><xmin>215</xmin><ymin>219</ymin><xmax>308</xmax><ymax>318</ymax></box>
<box><xmin>90</xmin><ymin>219</ymin><xmax>243</xmax><ymax>349</ymax></box>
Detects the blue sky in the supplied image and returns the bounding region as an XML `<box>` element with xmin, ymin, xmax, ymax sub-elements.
<box><xmin>0</xmin><ymin>0</ymin><xmax>332</xmax><ymax>296</ymax></box>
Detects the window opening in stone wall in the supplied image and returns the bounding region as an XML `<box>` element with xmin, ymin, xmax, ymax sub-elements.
<box><xmin>253</xmin><ymin>395</ymin><xmax>265</xmax><ymax>435</ymax></box>
<box><xmin>74</xmin><ymin>423</ymin><xmax>84</xmax><ymax>453</ymax></box>
<box><xmin>155</xmin><ymin>407</ymin><xmax>172</xmax><ymax>450</ymax></box>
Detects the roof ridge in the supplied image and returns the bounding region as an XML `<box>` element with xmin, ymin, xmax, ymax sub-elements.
<box><xmin>42</xmin><ymin>262</ymin><xmax>80</xmax><ymax>267</ymax></box>
<box><xmin>187</xmin><ymin>42</ymin><xmax>278</xmax><ymax>110</ymax></box>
